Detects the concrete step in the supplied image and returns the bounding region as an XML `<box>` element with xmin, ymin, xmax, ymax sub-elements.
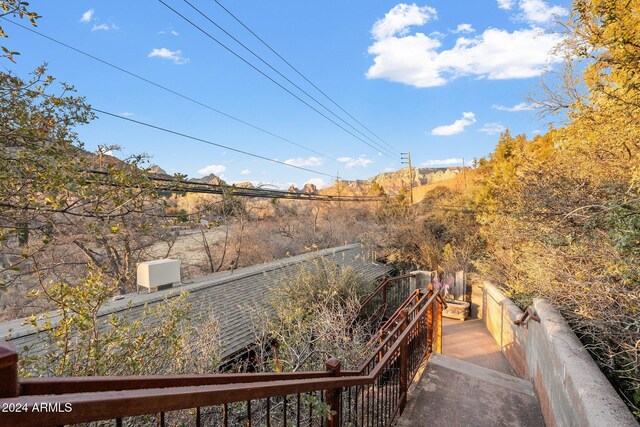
<box><xmin>429</xmin><ymin>353</ymin><xmax>535</xmax><ymax>397</ymax></box>
<box><xmin>398</xmin><ymin>354</ymin><xmax>545</xmax><ymax>427</ymax></box>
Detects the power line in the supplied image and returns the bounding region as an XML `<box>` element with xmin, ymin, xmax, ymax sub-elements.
<box><xmin>157</xmin><ymin>0</ymin><xmax>396</xmax><ymax>159</ymax></box>
<box><xmin>212</xmin><ymin>0</ymin><xmax>397</xmax><ymax>153</ymax></box>
<box><xmin>6</xmin><ymin>62</ymin><xmax>339</xmax><ymax>182</ymax></box>
<box><xmin>180</xmin><ymin>0</ymin><xmax>395</xmax><ymax>157</ymax></box>
<box><xmin>3</xmin><ymin>18</ymin><xmax>339</xmax><ymax>163</ymax></box>
<box><xmin>92</xmin><ymin>108</ymin><xmax>337</xmax><ymax>178</ymax></box>
<box><xmin>88</xmin><ymin>169</ymin><xmax>384</xmax><ymax>202</ymax></box>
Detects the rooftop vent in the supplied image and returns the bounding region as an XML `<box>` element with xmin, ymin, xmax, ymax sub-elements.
<box><xmin>137</xmin><ymin>259</ymin><xmax>181</xmax><ymax>293</ymax></box>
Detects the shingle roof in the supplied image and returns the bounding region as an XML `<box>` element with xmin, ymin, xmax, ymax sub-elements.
<box><xmin>0</xmin><ymin>244</ymin><xmax>393</xmax><ymax>360</ymax></box>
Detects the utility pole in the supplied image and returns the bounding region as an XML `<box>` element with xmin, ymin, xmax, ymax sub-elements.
<box><xmin>462</xmin><ymin>158</ymin><xmax>467</xmax><ymax>191</ymax></box>
<box><xmin>400</xmin><ymin>152</ymin><xmax>414</xmax><ymax>204</ymax></box>
<box><xmin>336</xmin><ymin>171</ymin><xmax>341</xmax><ymax>208</ymax></box>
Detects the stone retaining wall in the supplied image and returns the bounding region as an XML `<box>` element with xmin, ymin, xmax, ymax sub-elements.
<box><xmin>475</xmin><ymin>281</ymin><xmax>637</xmax><ymax>427</ymax></box>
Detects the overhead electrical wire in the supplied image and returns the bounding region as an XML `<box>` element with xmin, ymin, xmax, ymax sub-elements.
<box><xmin>92</xmin><ymin>108</ymin><xmax>337</xmax><ymax>178</ymax></box>
<box><xmin>211</xmin><ymin>0</ymin><xmax>397</xmax><ymax>153</ymax></box>
<box><xmin>180</xmin><ymin>0</ymin><xmax>396</xmax><ymax>157</ymax></box>
<box><xmin>88</xmin><ymin>169</ymin><xmax>384</xmax><ymax>202</ymax></box>
<box><xmin>3</xmin><ymin>18</ymin><xmax>339</xmax><ymax>163</ymax></box>
<box><xmin>5</xmin><ymin>15</ymin><xmax>397</xmax><ymax>181</ymax></box>
<box><xmin>156</xmin><ymin>0</ymin><xmax>397</xmax><ymax>159</ymax></box>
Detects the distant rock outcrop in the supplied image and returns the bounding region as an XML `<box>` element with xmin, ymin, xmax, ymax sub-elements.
<box><xmin>191</xmin><ymin>174</ymin><xmax>227</xmax><ymax>186</ymax></box>
<box><xmin>369</xmin><ymin>167</ymin><xmax>461</xmax><ymax>190</ymax></box>
<box><xmin>234</xmin><ymin>182</ymin><xmax>254</xmax><ymax>189</ymax></box>
<box><xmin>353</xmin><ymin>168</ymin><xmax>461</xmax><ymax>194</ymax></box>
<box><xmin>302</xmin><ymin>183</ymin><xmax>318</xmax><ymax>194</ymax></box>
<box><xmin>288</xmin><ymin>184</ymin><xmax>300</xmax><ymax>193</ymax></box>
<box><xmin>148</xmin><ymin>165</ymin><xmax>168</xmax><ymax>176</ymax></box>
<box><xmin>147</xmin><ymin>165</ymin><xmax>175</xmax><ymax>180</ymax></box>
<box><xmin>321</xmin><ymin>167</ymin><xmax>464</xmax><ymax>197</ymax></box>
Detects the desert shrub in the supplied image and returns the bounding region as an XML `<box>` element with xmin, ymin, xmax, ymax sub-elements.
<box><xmin>18</xmin><ymin>268</ymin><xmax>221</xmax><ymax>377</ymax></box>
<box><xmin>251</xmin><ymin>258</ymin><xmax>375</xmax><ymax>372</ymax></box>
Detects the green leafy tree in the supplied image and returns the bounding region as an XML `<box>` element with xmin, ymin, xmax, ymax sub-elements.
<box><xmin>0</xmin><ymin>4</ymin><xmax>179</xmax><ymax>317</ymax></box>
<box><xmin>0</xmin><ymin>65</ymin><xmax>176</xmax><ymax>307</ymax></box>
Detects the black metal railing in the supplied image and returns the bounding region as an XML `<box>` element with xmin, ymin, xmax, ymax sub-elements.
<box><xmin>0</xmin><ymin>284</ymin><xmax>445</xmax><ymax>427</ymax></box>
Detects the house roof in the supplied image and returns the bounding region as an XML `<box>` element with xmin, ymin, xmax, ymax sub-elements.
<box><xmin>1</xmin><ymin>244</ymin><xmax>393</xmax><ymax>360</ymax></box>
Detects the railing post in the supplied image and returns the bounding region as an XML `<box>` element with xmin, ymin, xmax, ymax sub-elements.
<box><xmin>426</xmin><ymin>285</ymin><xmax>434</xmax><ymax>353</ymax></box>
<box><xmin>382</xmin><ymin>279</ymin><xmax>388</xmax><ymax>313</ymax></box>
<box><xmin>0</xmin><ymin>342</ymin><xmax>19</xmax><ymax>398</ymax></box>
<box><xmin>435</xmin><ymin>297</ymin><xmax>443</xmax><ymax>354</ymax></box>
<box><xmin>399</xmin><ymin>309</ymin><xmax>409</xmax><ymax>414</ymax></box>
<box><xmin>325</xmin><ymin>358</ymin><xmax>341</xmax><ymax>427</ymax></box>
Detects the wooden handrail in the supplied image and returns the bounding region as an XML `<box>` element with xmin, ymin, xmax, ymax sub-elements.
<box><xmin>20</xmin><ymin>371</ymin><xmax>332</xmax><ymax>395</ymax></box>
<box><xmin>1</xmin><ymin>377</ymin><xmax>373</xmax><ymax>427</ymax></box>
<box><xmin>0</xmin><ymin>342</ymin><xmax>18</xmax><ymax>398</ymax></box>
<box><xmin>19</xmin><ymin>273</ymin><xmax>418</xmax><ymax>396</ymax></box>
<box><xmin>386</xmin><ymin>273</ymin><xmax>415</xmax><ymax>282</ymax></box>
<box><xmin>344</xmin><ymin>289</ymin><xmax>441</xmax><ymax>375</ymax></box>
<box><xmin>0</xmin><ymin>281</ymin><xmax>445</xmax><ymax>427</ymax></box>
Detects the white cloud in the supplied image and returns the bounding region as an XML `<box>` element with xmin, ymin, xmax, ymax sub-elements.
<box><xmin>304</xmin><ymin>178</ymin><xmax>327</xmax><ymax>189</ymax></box>
<box><xmin>497</xmin><ymin>0</ymin><xmax>515</xmax><ymax>9</ymax></box>
<box><xmin>198</xmin><ymin>164</ymin><xmax>226</xmax><ymax>176</ymax></box>
<box><xmin>421</xmin><ymin>158</ymin><xmax>463</xmax><ymax>166</ymax></box>
<box><xmin>148</xmin><ymin>48</ymin><xmax>189</xmax><ymax>65</ymax></box>
<box><xmin>367</xmin><ymin>33</ymin><xmax>446</xmax><ymax>87</ymax></box>
<box><xmin>159</xmin><ymin>29</ymin><xmax>180</xmax><ymax>36</ymax></box>
<box><xmin>431</xmin><ymin>112</ymin><xmax>476</xmax><ymax>136</ymax></box>
<box><xmin>79</xmin><ymin>9</ymin><xmax>95</xmax><ymax>23</ymax></box>
<box><xmin>240</xmin><ymin>169</ymin><xmax>251</xmax><ymax>175</ymax></box>
<box><xmin>371</xmin><ymin>3</ymin><xmax>437</xmax><ymax>41</ymax></box>
<box><xmin>479</xmin><ymin>123</ymin><xmax>507</xmax><ymax>135</ymax></box>
<box><xmin>453</xmin><ymin>23</ymin><xmax>474</xmax><ymax>34</ymax></box>
<box><xmin>492</xmin><ymin>102</ymin><xmax>536</xmax><ymax>111</ymax></box>
<box><xmin>367</xmin><ymin>5</ymin><xmax>563</xmax><ymax>88</ymax></box>
<box><xmin>337</xmin><ymin>155</ymin><xmax>374</xmax><ymax>168</ymax></box>
<box><xmin>118</xmin><ymin>112</ymin><xmax>134</xmax><ymax>117</ymax></box>
<box><xmin>92</xmin><ymin>23</ymin><xmax>119</xmax><ymax>32</ymax></box>
<box><xmin>284</xmin><ymin>156</ymin><xmax>323</xmax><ymax>167</ymax></box>
<box><xmin>519</xmin><ymin>0</ymin><xmax>568</xmax><ymax>24</ymax></box>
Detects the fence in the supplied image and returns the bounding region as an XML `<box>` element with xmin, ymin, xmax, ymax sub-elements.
<box><xmin>0</xmin><ymin>282</ymin><xmax>444</xmax><ymax>427</ymax></box>
<box><xmin>359</xmin><ymin>274</ymin><xmax>414</xmax><ymax>333</ymax></box>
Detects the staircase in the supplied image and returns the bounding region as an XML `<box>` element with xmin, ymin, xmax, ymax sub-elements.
<box><xmin>397</xmin><ymin>317</ymin><xmax>545</xmax><ymax>427</ymax></box>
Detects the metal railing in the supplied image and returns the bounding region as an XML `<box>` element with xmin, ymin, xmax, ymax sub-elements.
<box><xmin>0</xmin><ymin>284</ymin><xmax>444</xmax><ymax>427</ymax></box>
<box><xmin>359</xmin><ymin>274</ymin><xmax>414</xmax><ymax>333</ymax></box>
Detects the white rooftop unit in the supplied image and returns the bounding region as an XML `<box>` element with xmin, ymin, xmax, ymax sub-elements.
<box><xmin>137</xmin><ymin>259</ymin><xmax>181</xmax><ymax>293</ymax></box>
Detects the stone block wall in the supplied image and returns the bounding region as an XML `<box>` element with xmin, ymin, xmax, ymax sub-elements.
<box><xmin>474</xmin><ymin>281</ymin><xmax>637</xmax><ymax>427</ymax></box>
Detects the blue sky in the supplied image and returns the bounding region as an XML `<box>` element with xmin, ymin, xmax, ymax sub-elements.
<box><xmin>7</xmin><ymin>0</ymin><xmax>569</xmax><ymax>189</ymax></box>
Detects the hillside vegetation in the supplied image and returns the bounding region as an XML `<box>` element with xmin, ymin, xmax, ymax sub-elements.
<box><xmin>372</xmin><ymin>1</ymin><xmax>639</xmax><ymax>415</ymax></box>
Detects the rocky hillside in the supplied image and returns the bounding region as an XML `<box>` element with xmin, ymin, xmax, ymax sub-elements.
<box><xmin>323</xmin><ymin>167</ymin><xmax>463</xmax><ymax>196</ymax></box>
<box><xmin>147</xmin><ymin>162</ymin><xmax>463</xmax><ymax>199</ymax></box>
